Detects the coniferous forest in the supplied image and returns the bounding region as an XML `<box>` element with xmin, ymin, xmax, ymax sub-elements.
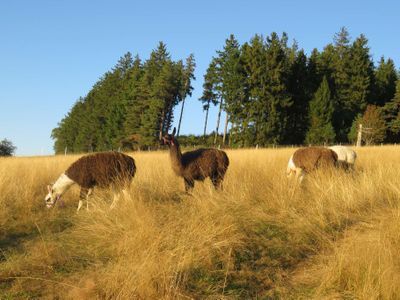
<box><xmin>52</xmin><ymin>28</ymin><xmax>400</xmax><ymax>153</ymax></box>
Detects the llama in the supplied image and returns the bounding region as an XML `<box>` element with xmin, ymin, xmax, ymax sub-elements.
<box><xmin>328</xmin><ymin>145</ymin><xmax>357</xmax><ymax>170</ymax></box>
<box><xmin>287</xmin><ymin>146</ymin><xmax>338</xmax><ymax>182</ymax></box>
<box><xmin>161</xmin><ymin>128</ymin><xmax>229</xmax><ymax>191</ymax></box>
<box><xmin>45</xmin><ymin>152</ymin><xmax>136</xmax><ymax>211</ymax></box>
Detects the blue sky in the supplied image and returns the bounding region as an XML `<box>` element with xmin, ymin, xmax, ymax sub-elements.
<box><xmin>0</xmin><ymin>0</ymin><xmax>399</xmax><ymax>156</ymax></box>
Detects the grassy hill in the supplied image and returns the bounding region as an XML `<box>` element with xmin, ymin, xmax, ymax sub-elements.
<box><xmin>1</xmin><ymin>147</ymin><xmax>399</xmax><ymax>299</ymax></box>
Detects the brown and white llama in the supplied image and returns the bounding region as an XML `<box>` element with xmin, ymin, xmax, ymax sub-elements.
<box><xmin>45</xmin><ymin>152</ymin><xmax>136</xmax><ymax>211</ymax></box>
<box><xmin>161</xmin><ymin>128</ymin><xmax>229</xmax><ymax>191</ymax></box>
<box><xmin>287</xmin><ymin>146</ymin><xmax>338</xmax><ymax>182</ymax></box>
<box><xmin>328</xmin><ymin>145</ymin><xmax>357</xmax><ymax>170</ymax></box>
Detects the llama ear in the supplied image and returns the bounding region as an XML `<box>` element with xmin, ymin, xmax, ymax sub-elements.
<box><xmin>172</xmin><ymin>127</ymin><xmax>176</xmax><ymax>136</ymax></box>
<box><xmin>47</xmin><ymin>185</ymin><xmax>52</xmax><ymax>193</ymax></box>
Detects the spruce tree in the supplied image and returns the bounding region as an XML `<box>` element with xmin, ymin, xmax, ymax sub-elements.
<box><xmin>200</xmin><ymin>59</ymin><xmax>219</xmax><ymax>137</ymax></box>
<box><xmin>347</xmin><ymin>34</ymin><xmax>374</xmax><ymax>114</ymax></box>
<box><xmin>372</xmin><ymin>57</ymin><xmax>398</xmax><ymax>106</ymax></box>
<box><xmin>331</xmin><ymin>27</ymin><xmax>352</xmax><ymax>141</ymax></box>
<box><xmin>240</xmin><ymin>35</ymin><xmax>267</xmax><ymax>146</ymax></box>
<box><xmin>259</xmin><ymin>32</ymin><xmax>292</xmax><ymax>145</ymax></box>
<box><xmin>305</xmin><ymin>76</ymin><xmax>335</xmax><ymax>144</ymax></box>
<box><xmin>217</xmin><ymin>34</ymin><xmax>246</xmax><ymax>145</ymax></box>
<box><xmin>284</xmin><ymin>49</ymin><xmax>310</xmax><ymax>144</ymax></box>
<box><xmin>176</xmin><ymin>54</ymin><xmax>196</xmax><ymax>136</ymax></box>
<box><xmin>123</xmin><ymin>55</ymin><xmax>144</xmax><ymax>147</ymax></box>
<box><xmin>382</xmin><ymin>79</ymin><xmax>400</xmax><ymax>142</ymax></box>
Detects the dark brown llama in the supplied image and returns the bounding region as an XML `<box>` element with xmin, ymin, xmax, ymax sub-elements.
<box><xmin>161</xmin><ymin>128</ymin><xmax>229</xmax><ymax>191</ymax></box>
<box><xmin>45</xmin><ymin>151</ymin><xmax>136</xmax><ymax>211</ymax></box>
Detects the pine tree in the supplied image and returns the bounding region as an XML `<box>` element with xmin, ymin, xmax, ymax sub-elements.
<box><xmin>177</xmin><ymin>54</ymin><xmax>196</xmax><ymax>136</ymax></box>
<box><xmin>240</xmin><ymin>35</ymin><xmax>266</xmax><ymax>146</ymax></box>
<box><xmin>217</xmin><ymin>34</ymin><xmax>246</xmax><ymax>145</ymax></box>
<box><xmin>371</xmin><ymin>57</ymin><xmax>398</xmax><ymax>106</ymax></box>
<box><xmin>52</xmin><ymin>42</ymin><xmax>190</xmax><ymax>152</ymax></box>
<box><xmin>347</xmin><ymin>34</ymin><xmax>374</xmax><ymax>115</ymax></box>
<box><xmin>331</xmin><ymin>27</ymin><xmax>352</xmax><ymax>141</ymax></box>
<box><xmin>382</xmin><ymin>79</ymin><xmax>400</xmax><ymax>142</ymax></box>
<box><xmin>200</xmin><ymin>59</ymin><xmax>219</xmax><ymax>137</ymax></box>
<box><xmin>123</xmin><ymin>55</ymin><xmax>144</xmax><ymax>148</ymax></box>
<box><xmin>284</xmin><ymin>49</ymin><xmax>310</xmax><ymax>144</ymax></box>
<box><xmin>305</xmin><ymin>76</ymin><xmax>336</xmax><ymax>144</ymax></box>
<box><xmin>258</xmin><ymin>32</ymin><xmax>292</xmax><ymax>145</ymax></box>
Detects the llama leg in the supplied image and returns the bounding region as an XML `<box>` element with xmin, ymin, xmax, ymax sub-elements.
<box><xmin>110</xmin><ymin>192</ymin><xmax>121</xmax><ymax>209</ymax></box>
<box><xmin>77</xmin><ymin>200</ymin><xmax>83</xmax><ymax>211</ymax></box>
<box><xmin>184</xmin><ymin>178</ymin><xmax>194</xmax><ymax>192</ymax></box>
<box><xmin>86</xmin><ymin>188</ymin><xmax>93</xmax><ymax>210</ymax></box>
<box><xmin>122</xmin><ymin>189</ymin><xmax>129</xmax><ymax>199</ymax></box>
<box><xmin>78</xmin><ymin>188</ymin><xmax>89</xmax><ymax>212</ymax></box>
<box><xmin>295</xmin><ymin>168</ymin><xmax>305</xmax><ymax>183</ymax></box>
<box><xmin>211</xmin><ymin>175</ymin><xmax>224</xmax><ymax>190</ymax></box>
<box><xmin>121</xmin><ymin>179</ymin><xmax>131</xmax><ymax>198</ymax></box>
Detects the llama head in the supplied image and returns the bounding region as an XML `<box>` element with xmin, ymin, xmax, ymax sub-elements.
<box><xmin>44</xmin><ymin>174</ymin><xmax>74</xmax><ymax>208</ymax></box>
<box><xmin>161</xmin><ymin>127</ymin><xmax>177</xmax><ymax>147</ymax></box>
<box><xmin>45</xmin><ymin>184</ymin><xmax>61</xmax><ymax>208</ymax></box>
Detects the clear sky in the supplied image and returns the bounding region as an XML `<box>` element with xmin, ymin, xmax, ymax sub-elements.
<box><xmin>0</xmin><ymin>0</ymin><xmax>399</xmax><ymax>156</ymax></box>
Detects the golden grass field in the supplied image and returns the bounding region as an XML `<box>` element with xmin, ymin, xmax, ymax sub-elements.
<box><xmin>1</xmin><ymin>146</ymin><xmax>400</xmax><ymax>299</ymax></box>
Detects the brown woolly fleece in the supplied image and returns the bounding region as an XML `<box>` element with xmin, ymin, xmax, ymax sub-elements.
<box><xmin>292</xmin><ymin>147</ymin><xmax>338</xmax><ymax>173</ymax></box>
<box><xmin>162</xmin><ymin>131</ymin><xmax>229</xmax><ymax>191</ymax></box>
<box><xmin>65</xmin><ymin>152</ymin><xmax>136</xmax><ymax>190</ymax></box>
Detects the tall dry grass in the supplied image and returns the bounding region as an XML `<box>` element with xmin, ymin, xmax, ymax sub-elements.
<box><xmin>1</xmin><ymin>146</ymin><xmax>400</xmax><ymax>299</ymax></box>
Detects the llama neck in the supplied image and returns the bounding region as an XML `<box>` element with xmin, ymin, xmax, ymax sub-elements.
<box><xmin>53</xmin><ymin>173</ymin><xmax>75</xmax><ymax>195</ymax></box>
<box><xmin>169</xmin><ymin>140</ymin><xmax>184</xmax><ymax>175</ymax></box>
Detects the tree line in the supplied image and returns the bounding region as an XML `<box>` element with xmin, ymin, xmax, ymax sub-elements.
<box><xmin>52</xmin><ymin>28</ymin><xmax>400</xmax><ymax>153</ymax></box>
<box><xmin>52</xmin><ymin>42</ymin><xmax>195</xmax><ymax>153</ymax></box>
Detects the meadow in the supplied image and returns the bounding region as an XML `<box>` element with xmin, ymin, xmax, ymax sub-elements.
<box><xmin>1</xmin><ymin>146</ymin><xmax>400</xmax><ymax>299</ymax></box>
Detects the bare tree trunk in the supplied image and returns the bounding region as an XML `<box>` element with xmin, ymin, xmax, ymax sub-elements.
<box><xmin>177</xmin><ymin>98</ymin><xmax>185</xmax><ymax>137</ymax></box>
<box><xmin>203</xmin><ymin>105</ymin><xmax>210</xmax><ymax>137</ymax></box>
<box><xmin>229</xmin><ymin>123</ymin><xmax>234</xmax><ymax>147</ymax></box>
<box><xmin>222</xmin><ymin>113</ymin><xmax>229</xmax><ymax>146</ymax></box>
<box><xmin>214</xmin><ymin>99</ymin><xmax>223</xmax><ymax>145</ymax></box>
<box><xmin>159</xmin><ymin>110</ymin><xmax>166</xmax><ymax>141</ymax></box>
<box><xmin>165</xmin><ymin>103</ymin><xmax>173</xmax><ymax>133</ymax></box>
<box><xmin>254</xmin><ymin>115</ymin><xmax>261</xmax><ymax>146</ymax></box>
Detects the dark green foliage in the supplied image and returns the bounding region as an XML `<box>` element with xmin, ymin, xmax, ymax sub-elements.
<box><xmin>200</xmin><ymin>59</ymin><xmax>219</xmax><ymax>137</ymax></box>
<box><xmin>177</xmin><ymin>54</ymin><xmax>196</xmax><ymax>136</ymax></box>
<box><xmin>177</xmin><ymin>133</ymin><xmax>225</xmax><ymax>148</ymax></box>
<box><xmin>0</xmin><ymin>139</ymin><xmax>16</xmax><ymax>156</ymax></box>
<box><xmin>284</xmin><ymin>49</ymin><xmax>311</xmax><ymax>144</ymax></box>
<box><xmin>305</xmin><ymin>76</ymin><xmax>336</xmax><ymax>144</ymax></box>
<box><xmin>202</xmin><ymin>28</ymin><xmax>391</xmax><ymax>147</ymax></box>
<box><xmin>382</xmin><ymin>79</ymin><xmax>400</xmax><ymax>142</ymax></box>
<box><xmin>52</xmin><ymin>29</ymin><xmax>399</xmax><ymax>151</ymax></box>
<box><xmin>371</xmin><ymin>57</ymin><xmax>398</xmax><ymax>106</ymax></box>
<box><xmin>348</xmin><ymin>35</ymin><xmax>374</xmax><ymax>113</ymax></box>
<box><xmin>52</xmin><ymin>43</ymin><xmax>194</xmax><ymax>153</ymax></box>
<box><xmin>257</xmin><ymin>33</ymin><xmax>292</xmax><ymax>145</ymax></box>
<box><xmin>206</xmin><ymin>33</ymin><xmax>294</xmax><ymax>147</ymax></box>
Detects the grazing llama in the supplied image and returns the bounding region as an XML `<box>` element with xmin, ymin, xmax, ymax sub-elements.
<box><xmin>328</xmin><ymin>145</ymin><xmax>357</xmax><ymax>170</ymax></box>
<box><xmin>287</xmin><ymin>146</ymin><xmax>338</xmax><ymax>182</ymax></box>
<box><xmin>161</xmin><ymin>128</ymin><xmax>229</xmax><ymax>191</ymax></box>
<box><xmin>45</xmin><ymin>152</ymin><xmax>136</xmax><ymax>211</ymax></box>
